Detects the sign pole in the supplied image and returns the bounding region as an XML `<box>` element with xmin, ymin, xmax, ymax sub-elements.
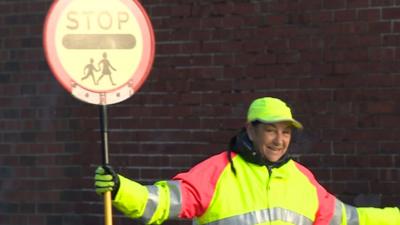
<box><xmin>99</xmin><ymin>105</ymin><xmax>113</xmax><ymax>225</ymax></box>
<box><xmin>99</xmin><ymin>105</ymin><xmax>109</xmax><ymax>165</ymax></box>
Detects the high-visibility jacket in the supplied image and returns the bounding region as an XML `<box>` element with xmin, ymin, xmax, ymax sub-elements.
<box><xmin>112</xmin><ymin>151</ymin><xmax>400</xmax><ymax>225</ymax></box>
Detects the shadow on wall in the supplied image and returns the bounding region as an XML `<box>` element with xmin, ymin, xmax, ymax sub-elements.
<box><xmin>353</xmin><ymin>193</ymin><xmax>382</xmax><ymax>207</ymax></box>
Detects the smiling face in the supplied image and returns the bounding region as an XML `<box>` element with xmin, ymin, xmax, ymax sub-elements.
<box><xmin>246</xmin><ymin>121</ymin><xmax>292</xmax><ymax>162</ymax></box>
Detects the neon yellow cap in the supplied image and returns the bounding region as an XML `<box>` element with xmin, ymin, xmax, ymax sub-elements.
<box><xmin>247</xmin><ymin>97</ymin><xmax>303</xmax><ymax>129</ymax></box>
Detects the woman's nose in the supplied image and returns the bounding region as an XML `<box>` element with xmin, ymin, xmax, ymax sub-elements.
<box><xmin>273</xmin><ymin>132</ymin><xmax>284</xmax><ymax>146</ymax></box>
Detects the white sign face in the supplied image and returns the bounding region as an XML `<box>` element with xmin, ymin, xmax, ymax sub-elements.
<box><xmin>44</xmin><ymin>0</ymin><xmax>155</xmax><ymax>105</ymax></box>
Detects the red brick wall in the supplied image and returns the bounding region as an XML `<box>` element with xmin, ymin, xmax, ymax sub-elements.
<box><xmin>0</xmin><ymin>0</ymin><xmax>399</xmax><ymax>224</ymax></box>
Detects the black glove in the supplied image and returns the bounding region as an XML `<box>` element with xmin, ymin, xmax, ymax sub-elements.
<box><xmin>94</xmin><ymin>165</ymin><xmax>120</xmax><ymax>199</ymax></box>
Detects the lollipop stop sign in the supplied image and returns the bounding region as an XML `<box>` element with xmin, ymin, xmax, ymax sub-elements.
<box><xmin>43</xmin><ymin>1</ymin><xmax>155</xmax><ymax>225</ymax></box>
<box><xmin>44</xmin><ymin>0</ymin><xmax>155</xmax><ymax>105</ymax></box>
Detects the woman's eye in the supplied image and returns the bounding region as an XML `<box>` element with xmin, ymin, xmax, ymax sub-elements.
<box><xmin>283</xmin><ymin>130</ymin><xmax>291</xmax><ymax>135</ymax></box>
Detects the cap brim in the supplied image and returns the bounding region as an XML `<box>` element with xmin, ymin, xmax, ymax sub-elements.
<box><xmin>253</xmin><ymin>118</ymin><xmax>303</xmax><ymax>130</ymax></box>
<box><xmin>291</xmin><ymin>120</ymin><xmax>303</xmax><ymax>129</ymax></box>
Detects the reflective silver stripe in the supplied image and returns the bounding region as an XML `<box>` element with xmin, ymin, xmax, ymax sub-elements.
<box><xmin>202</xmin><ymin>207</ymin><xmax>313</xmax><ymax>225</ymax></box>
<box><xmin>329</xmin><ymin>199</ymin><xmax>343</xmax><ymax>225</ymax></box>
<box><xmin>167</xmin><ymin>181</ymin><xmax>182</xmax><ymax>218</ymax></box>
<box><xmin>141</xmin><ymin>185</ymin><xmax>159</xmax><ymax>223</ymax></box>
<box><xmin>329</xmin><ymin>199</ymin><xmax>359</xmax><ymax>225</ymax></box>
<box><xmin>344</xmin><ymin>204</ymin><xmax>359</xmax><ymax>225</ymax></box>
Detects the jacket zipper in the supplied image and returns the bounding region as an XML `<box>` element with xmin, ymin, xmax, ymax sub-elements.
<box><xmin>266</xmin><ymin>165</ymin><xmax>273</xmax><ymax>225</ymax></box>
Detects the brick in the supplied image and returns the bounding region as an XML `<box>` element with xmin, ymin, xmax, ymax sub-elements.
<box><xmin>358</xmin><ymin>9</ymin><xmax>381</xmax><ymax>21</ymax></box>
<box><xmin>156</xmin><ymin>43</ymin><xmax>182</xmax><ymax>54</ymax></box>
<box><xmin>382</xmin><ymin>34</ymin><xmax>400</xmax><ymax>46</ymax></box>
<box><xmin>277</xmin><ymin>51</ymin><xmax>300</xmax><ymax>63</ymax></box>
<box><xmin>369</xmin><ymin>47</ymin><xmax>395</xmax><ymax>61</ymax></box>
<box><xmin>343</xmin><ymin>181</ymin><xmax>370</xmax><ymax>193</ymax></box>
<box><xmin>357</xmin><ymin>114</ymin><xmax>380</xmax><ymax>128</ymax></box>
<box><xmin>46</xmin><ymin>216</ymin><xmax>62</xmax><ymax>225</ymax></box>
<box><xmin>333</xmin><ymin>115</ymin><xmax>358</xmax><ymax>128</ymax></box>
<box><xmin>10</xmin><ymin>215</ymin><xmax>28</xmax><ymax>225</ymax></box>
<box><xmin>334</xmin><ymin>10</ymin><xmax>356</xmax><ymax>22</ymax></box>
<box><xmin>369</xmin><ymin>21</ymin><xmax>391</xmax><ymax>33</ymax></box>
<box><xmin>323</xmin><ymin>0</ymin><xmax>346</xmax><ymax>9</ymax></box>
<box><xmin>364</xmin><ymin>101</ymin><xmax>396</xmax><ymax>113</ymax></box>
<box><xmin>265</xmin><ymin>14</ymin><xmax>287</xmax><ymax>25</ymax></box>
<box><xmin>212</xmin><ymin>3</ymin><xmax>233</xmax><ymax>15</ymax></box>
<box><xmin>220</xmin><ymin>41</ymin><xmax>243</xmax><ymax>53</ymax></box>
<box><xmin>299</xmin><ymin>0</ymin><xmax>322</xmax><ymax>10</ymax></box>
<box><xmin>266</xmin><ymin>1</ymin><xmax>289</xmax><ymax>12</ymax></box>
<box><xmin>347</xmin><ymin>0</ymin><xmax>370</xmax><ymax>8</ymax></box>
<box><xmin>27</xmin><ymin>215</ymin><xmax>45</xmax><ymax>225</ymax></box>
<box><xmin>355</xmin><ymin>169</ymin><xmax>379</xmax><ymax>180</ymax></box>
<box><xmin>151</xmin><ymin>6</ymin><xmax>171</xmax><ymax>17</ymax></box>
<box><xmin>371</xmin><ymin>181</ymin><xmax>400</xmax><ymax>194</ymax></box>
<box><xmin>355</xmin><ymin>142</ymin><xmax>380</xmax><ymax>154</ymax></box>
<box><xmin>299</xmin><ymin>50</ymin><xmax>321</xmax><ymax>62</ymax></box>
<box><xmin>253</xmin><ymin>53</ymin><xmax>276</xmax><ymax>64</ymax></box>
<box><xmin>200</xmin><ymin>17</ymin><xmax>222</xmax><ymax>29</ymax></box>
<box><xmin>381</xmin><ymin>142</ymin><xmax>400</xmax><ymax>154</ymax></box>
<box><xmin>331</xmin><ymin>168</ymin><xmax>356</xmax><ymax>180</ymax></box>
<box><xmin>298</xmin><ymin>155</ymin><xmax>322</xmax><ymax>167</ymax></box>
<box><xmin>382</xmin><ymin>7</ymin><xmax>400</xmax><ymax>19</ymax></box>
<box><xmin>243</xmin><ymin>40</ymin><xmax>267</xmax><ymax>53</ymax></box>
<box><xmin>371</xmin><ymin>0</ymin><xmax>395</xmax><ymax>6</ymax></box>
<box><xmin>324</xmin><ymin>23</ymin><xmax>355</xmax><ymax>34</ymax></box>
<box><xmin>308</xmin><ymin>11</ymin><xmax>333</xmax><ymax>24</ymax></box>
<box><xmin>234</xmin><ymin>54</ymin><xmax>253</xmax><ymax>65</ymax></box>
<box><xmin>379</xmin><ymin>169</ymin><xmax>400</xmax><ymax>181</ymax></box>
<box><xmin>321</xmin><ymin>128</ymin><xmax>346</xmax><ymax>141</ymax></box>
<box><xmin>380</xmin><ymin>115</ymin><xmax>400</xmax><ymax>126</ymax></box>
<box><xmin>170</xmin><ymin>5</ymin><xmax>191</xmax><ymax>17</ymax></box>
<box><xmin>287</xmin><ymin>63</ymin><xmax>313</xmax><ymax>75</ymax></box>
<box><xmin>375</xmin><ymin>155</ymin><xmax>395</xmax><ymax>167</ymax></box>
<box><xmin>393</xmin><ymin>21</ymin><xmax>400</xmax><ymax>32</ymax></box>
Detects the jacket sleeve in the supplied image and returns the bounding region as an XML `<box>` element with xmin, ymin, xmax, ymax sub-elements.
<box><xmin>111</xmin><ymin>152</ymin><xmax>231</xmax><ymax>224</ymax></box>
<box><xmin>294</xmin><ymin>162</ymin><xmax>400</xmax><ymax>225</ymax></box>
<box><xmin>356</xmin><ymin>207</ymin><xmax>400</xmax><ymax>225</ymax></box>
<box><xmin>112</xmin><ymin>174</ymin><xmax>181</xmax><ymax>224</ymax></box>
<box><xmin>328</xmin><ymin>199</ymin><xmax>400</xmax><ymax>225</ymax></box>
